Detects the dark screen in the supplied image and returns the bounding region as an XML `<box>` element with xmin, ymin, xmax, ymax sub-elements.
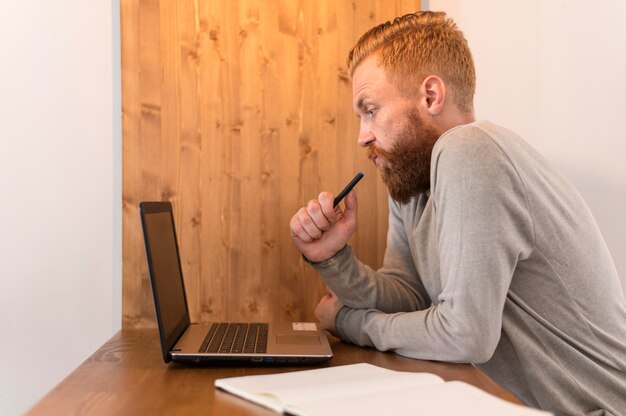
<box><xmin>143</xmin><ymin>211</ymin><xmax>188</xmax><ymax>340</ymax></box>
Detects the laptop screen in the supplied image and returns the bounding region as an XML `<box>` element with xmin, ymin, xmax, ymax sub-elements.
<box><xmin>140</xmin><ymin>204</ymin><xmax>190</xmax><ymax>356</ymax></box>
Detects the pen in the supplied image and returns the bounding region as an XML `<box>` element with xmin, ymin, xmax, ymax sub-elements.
<box><xmin>333</xmin><ymin>172</ymin><xmax>365</xmax><ymax>207</ymax></box>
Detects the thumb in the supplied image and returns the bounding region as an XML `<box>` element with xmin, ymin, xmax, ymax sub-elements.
<box><xmin>342</xmin><ymin>190</ymin><xmax>358</xmax><ymax>222</ymax></box>
<box><xmin>325</xmin><ymin>286</ymin><xmax>337</xmax><ymax>298</ymax></box>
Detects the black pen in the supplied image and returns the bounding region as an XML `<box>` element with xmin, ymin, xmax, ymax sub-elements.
<box><xmin>333</xmin><ymin>172</ymin><xmax>365</xmax><ymax>207</ymax></box>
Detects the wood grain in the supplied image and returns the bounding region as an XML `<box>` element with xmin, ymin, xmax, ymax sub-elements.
<box><xmin>122</xmin><ymin>0</ymin><xmax>422</xmax><ymax>328</ymax></box>
<box><xmin>27</xmin><ymin>329</ymin><xmax>523</xmax><ymax>415</ymax></box>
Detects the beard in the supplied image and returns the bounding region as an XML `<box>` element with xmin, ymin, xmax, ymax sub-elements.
<box><xmin>369</xmin><ymin>112</ymin><xmax>440</xmax><ymax>204</ymax></box>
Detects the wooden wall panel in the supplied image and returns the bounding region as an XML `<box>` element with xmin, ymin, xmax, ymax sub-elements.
<box><xmin>121</xmin><ymin>0</ymin><xmax>422</xmax><ymax>328</ymax></box>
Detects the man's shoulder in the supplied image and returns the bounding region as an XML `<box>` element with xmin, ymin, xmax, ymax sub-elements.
<box><xmin>432</xmin><ymin>121</ymin><xmax>515</xmax><ymax>171</ymax></box>
<box><xmin>434</xmin><ymin>120</ymin><xmax>518</xmax><ymax>155</ymax></box>
<box><xmin>429</xmin><ymin>120</ymin><xmax>531</xmax><ymax>197</ymax></box>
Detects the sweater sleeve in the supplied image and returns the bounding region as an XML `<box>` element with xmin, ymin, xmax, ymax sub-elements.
<box><xmin>332</xmin><ymin>129</ymin><xmax>535</xmax><ymax>363</ymax></box>
<box><xmin>310</xmin><ymin>197</ymin><xmax>431</xmax><ymax>313</ymax></box>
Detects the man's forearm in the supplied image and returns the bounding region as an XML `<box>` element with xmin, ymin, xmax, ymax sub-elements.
<box><xmin>310</xmin><ymin>245</ymin><xmax>424</xmax><ymax>312</ymax></box>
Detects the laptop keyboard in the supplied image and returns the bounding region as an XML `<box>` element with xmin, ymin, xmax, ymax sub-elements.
<box><xmin>199</xmin><ymin>323</ymin><xmax>268</xmax><ymax>354</ymax></box>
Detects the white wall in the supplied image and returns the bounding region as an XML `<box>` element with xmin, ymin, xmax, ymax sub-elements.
<box><xmin>0</xmin><ymin>1</ymin><xmax>623</xmax><ymax>413</ymax></box>
<box><xmin>0</xmin><ymin>1</ymin><xmax>121</xmax><ymax>414</ymax></box>
<box><xmin>426</xmin><ymin>0</ymin><xmax>626</xmax><ymax>297</ymax></box>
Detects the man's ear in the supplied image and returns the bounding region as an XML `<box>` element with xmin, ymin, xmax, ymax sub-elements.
<box><xmin>420</xmin><ymin>75</ymin><xmax>446</xmax><ymax>115</ymax></box>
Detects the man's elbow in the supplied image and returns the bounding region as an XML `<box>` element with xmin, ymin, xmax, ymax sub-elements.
<box><xmin>394</xmin><ymin>335</ymin><xmax>497</xmax><ymax>363</ymax></box>
<box><xmin>447</xmin><ymin>322</ymin><xmax>499</xmax><ymax>363</ymax></box>
<box><xmin>460</xmin><ymin>333</ymin><xmax>499</xmax><ymax>363</ymax></box>
<box><xmin>466</xmin><ymin>344</ymin><xmax>496</xmax><ymax>363</ymax></box>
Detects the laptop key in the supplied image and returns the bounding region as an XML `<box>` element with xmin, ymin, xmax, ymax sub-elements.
<box><xmin>207</xmin><ymin>323</ymin><xmax>228</xmax><ymax>353</ymax></box>
<box><xmin>219</xmin><ymin>324</ymin><xmax>239</xmax><ymax>353</ymax></box>
<box><xmin>200</xmin><ymin>322</ymin><xmax>269</xmax><ymax>354</ymax></box>
<box><xmin>243</xmin><ymin>324</ymin><xmax>259</xmax><ymax>353</ymax></box>
<box><xmin>231</xmin><ymin>324</ymin><xmax>247</xmax><ymax>353</ymax></box>
<box><xmin>199</xmin><ymin>323</ymin><xmax>219</xmax><ymax>353</ymax></box>
<box><xmin>255</xmin><ymin>323</ymin><xmax>268</xmax><ymax>353</ymax></box>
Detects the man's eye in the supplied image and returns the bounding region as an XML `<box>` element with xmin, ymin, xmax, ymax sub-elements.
<box><xmin>366</xmin><ymin>107</ymin><xmax>376</xmax><ymax>117</ymax></box>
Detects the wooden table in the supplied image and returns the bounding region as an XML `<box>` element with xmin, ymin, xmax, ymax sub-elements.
<box><xmin>28</xmin><ymin>328</ymin><xmax>522</xmax><ymax>415</ymax></box>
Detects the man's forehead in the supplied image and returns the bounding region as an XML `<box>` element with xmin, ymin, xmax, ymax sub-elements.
<box><xmin>351</xmin><ymin>56</ymin><xmax>386</xmax><ymax>103</ymax></box>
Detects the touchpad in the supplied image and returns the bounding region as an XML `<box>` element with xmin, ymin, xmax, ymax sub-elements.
<box><xmin>276</xmin><ymin>335</ymin><xmax>321</xmax><ymax>345</ymax></box>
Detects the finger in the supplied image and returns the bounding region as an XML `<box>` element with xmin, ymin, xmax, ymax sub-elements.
<box><xmin>313</xmin><ymin>303</ymin><xmax>322</xmax><ymax>321</ymax></box>
<box><xmin>289</xmin><ymin>213</ymin><xmax>313</xmax><ymax>242</ymax></box>
<box><xmin>315</xmin><ymin>296</ymin><xmax>328</xmax><ymax>312</ymax></box>
<box><xmin>318</xmin><ymin>192</ymin><xmax>339</xmax><ymax>223</ymax></box>
<box><xmin>296</xmin><ymin>206</ymin><xmax>324</xmax><ymax>240</ymax></box>
<box><xmin>306</xmin><ymin>199</ymin><xmax>332</xmax><ymax>231</ymax></box>
<box><xmin>325</xmin><ymin>286</ymin><xmax>337</xmax><ymax>298</ymax></box>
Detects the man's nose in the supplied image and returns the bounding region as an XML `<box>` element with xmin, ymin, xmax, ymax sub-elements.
<box><xmin>357</xmin><ymin>129</ymin><xmax>375</xmax><ymax>147</ymax></box>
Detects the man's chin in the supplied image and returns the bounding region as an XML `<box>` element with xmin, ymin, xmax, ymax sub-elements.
<box><xmin>380</xmin><ymin>173</ymin><xmax>430</xmax><ymax>204</ymax></box>
<box><xmin>388</xmin><ymin>188</ymin><xmax>427</xmax><ymax>204</ymax></box>
<box><xmin>369</xmin><ymin>156</ymin><xmax>385</xmax><ymax>169</ymax></box>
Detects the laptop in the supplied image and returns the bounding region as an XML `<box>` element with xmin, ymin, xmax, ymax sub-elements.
<box><xmin>139</xmin><ymin>201</ymin><xmax>333</xmax><ymax>364</ymax></box>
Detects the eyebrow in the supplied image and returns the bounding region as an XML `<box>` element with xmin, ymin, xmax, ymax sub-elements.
<box><xmin>354</xmin><ymin>97</ymin><xmax>369</xmax><ymax>113</ymax></box>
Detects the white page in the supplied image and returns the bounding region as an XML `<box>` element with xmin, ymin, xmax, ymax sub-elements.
<box><xmin>215</xmin><ymin>363</ymin><xmax>442</xmax><ymax>395</ymax></box>
<box><xmin>302</xmin><ymin>381</ymin><xmax>552</xmax><ymax>416</ymax></box>
<box><xmin>215</xmin><ymin>363</ymin><xmax>443</xmax><ymax>414</ymax></box>
<box><xmin>274</xmin><ymin>370</ymin><xmax>443</xmax><ymax>411</ymax></box>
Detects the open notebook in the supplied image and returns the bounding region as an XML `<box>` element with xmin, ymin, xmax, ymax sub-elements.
<box><xmin>215</xmin><ymin>363</ymin><xmax>552</xmax><ymax>416</ymax></box>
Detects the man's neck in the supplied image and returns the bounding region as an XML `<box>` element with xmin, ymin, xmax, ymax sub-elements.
<box><xmin>434</xmin><ymin>107</ymin><xmax>476</xmax><ymax>136</ymax></box>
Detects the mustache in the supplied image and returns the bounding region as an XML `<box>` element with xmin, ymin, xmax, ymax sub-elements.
<box><xmin>367</xmin><ymin>146</ymin><xmax>392</xmax><ymax>161</ymax></box>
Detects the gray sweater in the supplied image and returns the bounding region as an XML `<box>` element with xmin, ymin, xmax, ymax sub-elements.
<box><xmin>312</xmin><ymin>121</ymin><xmax>626</xmax><ymax>415</ymax></box>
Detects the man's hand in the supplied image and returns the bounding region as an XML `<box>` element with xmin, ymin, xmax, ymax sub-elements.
<box><xmin>314</xmin><ymin>287</ymin><xmax>344</xmax><ymax>335</ymax></box>
<box><xmin>289</xmin><ymin>190</ymin><xmax>358</xmax><ymax>262</ymax></box>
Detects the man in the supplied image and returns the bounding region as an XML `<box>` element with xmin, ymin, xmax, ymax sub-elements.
<box><xmin>289</xmin><ymin>11</ymin><xmax>626</xmax><ymax>416</ymax></box>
